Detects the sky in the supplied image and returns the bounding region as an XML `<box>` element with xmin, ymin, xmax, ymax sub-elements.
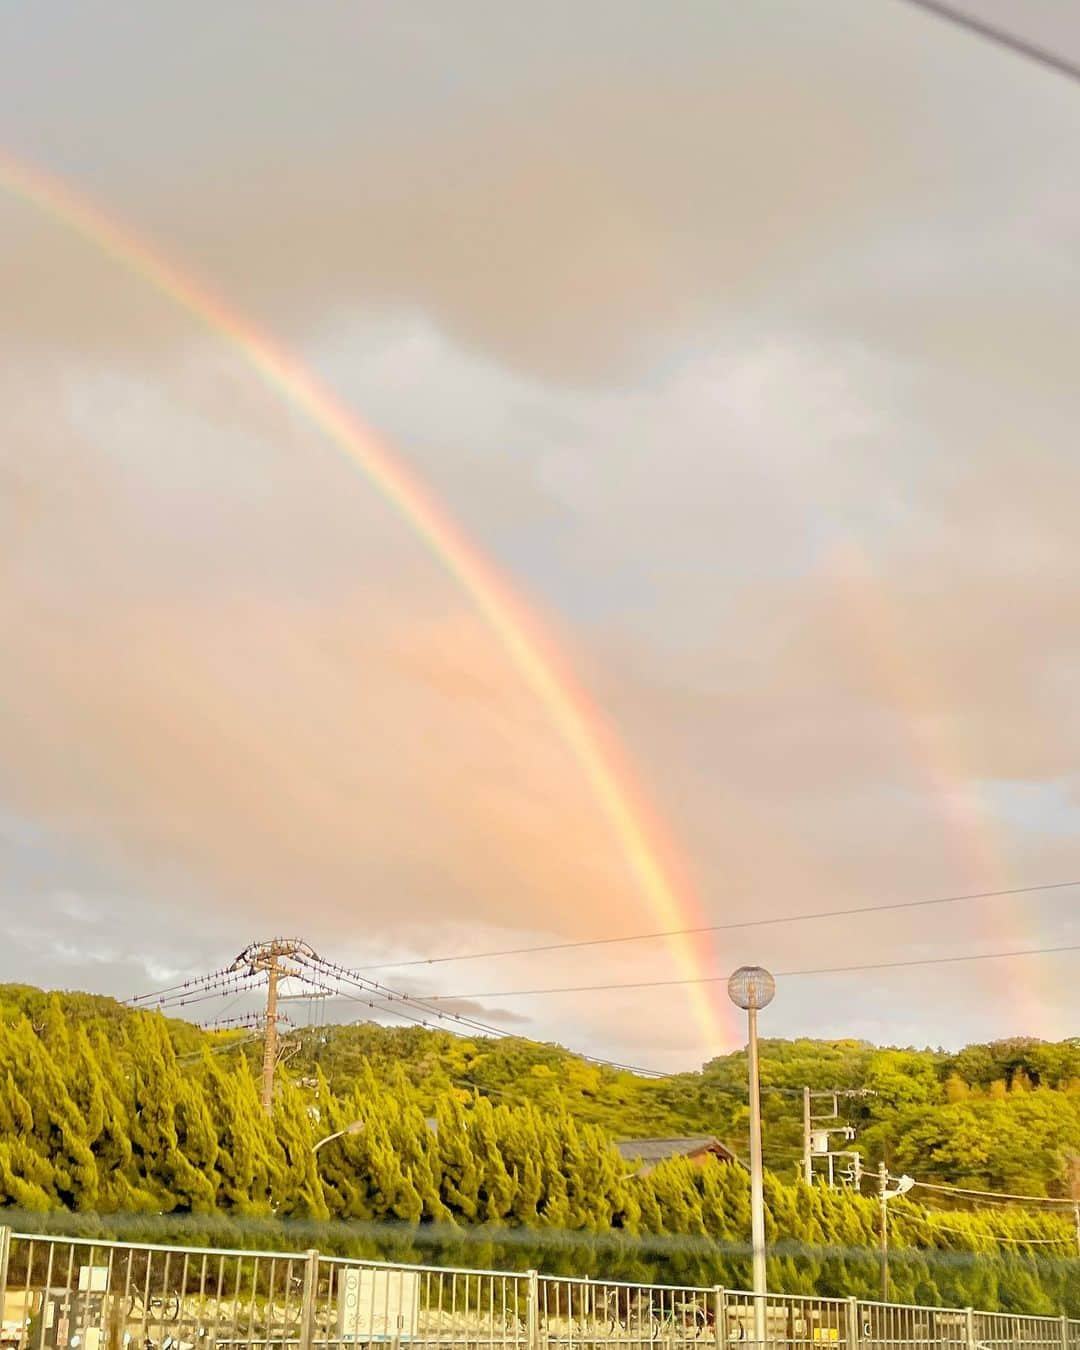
<box><xmin>2</xmin><ymin>0</ymin><xmax>1079</xmax><ymax>1070</ymax></box>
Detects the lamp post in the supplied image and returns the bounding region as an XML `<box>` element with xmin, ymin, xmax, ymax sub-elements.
<box><xmin>312</xmin><ymin>1120</ymin><xmax>364</xmax><ymax>1153</ymax></box>
<box><xmin>727</xmin><ymin>966</ymin><xmax>775</xmax><ymax>1348</ymax></box>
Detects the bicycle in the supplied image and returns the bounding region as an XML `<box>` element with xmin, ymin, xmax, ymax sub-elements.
<box><xmin>127</xmin><ymin>1288</ymin><xmax>183</xmax><ymax>1326</ymax></box>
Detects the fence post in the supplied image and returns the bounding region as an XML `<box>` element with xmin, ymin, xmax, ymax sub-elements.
<box><xmin>527</xmin><ymin>1269</ymin><xmax>539</xmax><ymax>1350</ymax></box>
<box><xmin>964</xmin><ymin>1308</ymin><xmax>976</xmax><ymax>1350</ymax></box>
<box><xmin>845</xmin><ymin>1297</ymin><xmax>859</xmax><ymax>1350</ymax></box>
<box><xmin>298</xmin><ymin>1248</ymin><xmax>320</xmax><ymax>1350</ymax></box>
<box><xmin>714</xmin><ymin>1288</ymin><xmax>727</xmax><ymax>1350</ymax></box>
<box><xmin>0</xmin><ymin>1226</ymin><xmax>10</xmax><ymax>1306</ymax></box>
<box><xmin>1062</xmin><ymin>1315</ymin><xmax>1070</xmax><ymax>1350</ymax></box>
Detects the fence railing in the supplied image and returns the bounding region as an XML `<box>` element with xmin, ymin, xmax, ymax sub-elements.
<box><xmin>1</xmin><ymin>1230</ymin><xmax>1077</xmax><ymax>1350</ymax></box>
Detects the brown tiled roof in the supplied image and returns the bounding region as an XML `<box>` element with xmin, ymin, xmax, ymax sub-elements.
<box><xmin>614</xmin><ymin>1136</ymin><xmax>737</xmax><ymax>1165</ymax></box>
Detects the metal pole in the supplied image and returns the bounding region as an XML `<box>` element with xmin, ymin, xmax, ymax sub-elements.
<box><xmin>298</xmin><ymin>1248</ymin><xmax>320</xmax><ymax>1350</ymax></box>
<box><xmin>747</xmin><ymin>1005</ymin><xmax>767</xmax><ymax>1346</ymax></box>
<box><xmin>844</xmin><ymin>1298</ymin><xmax>859</xmax><ymax>1350</ymax></box>
<box><xmin>878</xmin><ymin>1162</ymin><xmax>889</xmax><ymax>1302</ymax></box>
<box><xmin>527</xmin><ymin>1269</ymin><xmax>539</xmax><ymax>1350</ymax></box>
<box><xmin>0</xmin><ymin>1226</ymin><xmax>11</xmax><ymax>1307</ymax></box>
<box><xmin>261</xmin><ymin>953</ymin><xmax>280</xmax><ymax>1115</ymax></box>
<box><xmin>714</xmin><ymin>1288</ymin><xmax>728</xmax><ymax>1350</ymax></box>
<box><xmin>802</xmin><ymin>1088</ymin><xmax>812</xmax><ymax>1186</ymax></box>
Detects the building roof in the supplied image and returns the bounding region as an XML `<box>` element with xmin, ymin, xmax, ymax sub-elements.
<box><xmin>614</xmin><ymin>1136</ymin><xmax>738</xmax><ymax>1166</ymax></box>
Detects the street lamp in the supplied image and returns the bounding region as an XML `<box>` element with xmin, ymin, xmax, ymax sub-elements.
<box><xmin>312</xmin><ymin>1120</ymin><xmax>364</xmax><ymax>1153</ymax></box>
<box><xmin>727</xmin><ymin>966</ymin><xmax>775</xmax><ymax>1349</ymax></box>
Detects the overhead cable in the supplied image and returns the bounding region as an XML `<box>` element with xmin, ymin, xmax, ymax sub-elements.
<box><xmin>896</xmin><ymin>0</ymin><xmax>1080</xmax><ymax>84</ymax></box>
<box><xmin>913</xmin><ymin>1179</ymin><xmax>1080</xmax><ymax>1208</ymax></box>
<box><xmin>427</xmin><ymin>941</ymin><xmax>1080</xmax><ymax>1002</ymax></box>
<box><xmin>358</xmin><ymin>879</ymin><xmax>1080</xmax><ymax>972</ymax></box>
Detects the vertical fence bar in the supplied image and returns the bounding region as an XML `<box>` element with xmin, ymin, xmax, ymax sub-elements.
<box><xmin>966</xmin><ymin>1307</ymin><xmax>976</xmax><ymax>1350</ymax></box>
<box><xmin>0</xmin><ymin>1227</ymin><xmax>11</xmax><ymax>1306</ymax></box>
<box><xmin>527</xmin><ymin>1270</ymin><xmax>539</xmax><ymax>1350</ymax></box>
<box><xmin>36</xmin><ymin>1241</ymin><xmax>55</xmax><ymax>1350</ymax></box>
<box><xmin>715</xmin><ymin>1288</ymin><xmax>728</xmax><ymax>1350</ymax></box>
<box><xmin>845</xmin><ymin>1298</ymin><xmax>859</xmax><ymax>1350</ymax></box>
<box><xmin>297</xmin><ymin>1249</ymin><xmax>319</xmax><ymax>1350</ymax></box>
<box><xmin>20</xmin><ymin>1237</ymin><xmax>35</xmax><ymax>1350</ymax></box>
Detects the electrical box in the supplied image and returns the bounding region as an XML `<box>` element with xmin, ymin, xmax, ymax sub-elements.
<box><xmin>337</xmin><ymin>1268</ymin><xmax>419</xmax><ymax>1343</ymax></box>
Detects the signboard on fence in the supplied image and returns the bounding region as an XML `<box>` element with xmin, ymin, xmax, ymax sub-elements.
<box><xmin>78</xmin><ymin>1268</ymin><xmax>108</xmax><ymax>1293</ymax></box>
<box><xmin>337</xmin><ymin>1268</ymin><xmax>420</xmax><ymax>1343</ymax></box>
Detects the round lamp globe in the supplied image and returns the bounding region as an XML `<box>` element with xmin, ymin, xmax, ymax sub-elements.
<box><xmin>727</xmin><ymin>965</ymin><xmax>776</xmax><ymax>1012</ymax></box>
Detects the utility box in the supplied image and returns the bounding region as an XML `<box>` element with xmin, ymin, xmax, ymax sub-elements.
<box><xmin>337</xmin><ymin>1268</ymin><xmax>419</xmax><ymax>1344</ymax></box>
<box><xmin>2</xmin><ymin>1290</ymin><xmax>36</xmax><ymax>1348</ymax></box>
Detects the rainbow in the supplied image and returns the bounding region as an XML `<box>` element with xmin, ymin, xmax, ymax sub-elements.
<box><xmin>0</xmin><ymin>148</ymin><xmax>735</xmax><ymax>1050</ymax></box>
<box><xmin>820</xmin><ymin>541</ymin><xmax>1049</xmax><ymax>1032</ymax></box>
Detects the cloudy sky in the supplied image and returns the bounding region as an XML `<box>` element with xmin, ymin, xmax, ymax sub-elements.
<box><xmin>2</xmin><ymin>1</ymin><xmax>1079</xmax><ymax>1069</ymax></box>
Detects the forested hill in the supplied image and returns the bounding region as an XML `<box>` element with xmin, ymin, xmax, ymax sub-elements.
<box><xmin>294</xmin><ymin>1020</ymin><xmax>1080</xmax><ymax>1197</ymax></box>
<box><xmin>3</xmin><ymin>982</ymin><xmax>1078</xmax><ymax>1199</ymax></box>
<box><xmin>4</xmin><ymin>983</ymin><xmax>1080</xmax><ymax>1311</ymax></box>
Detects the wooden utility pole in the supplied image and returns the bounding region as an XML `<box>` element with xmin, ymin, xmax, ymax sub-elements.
<box><xmin>261</xmin><ymin>953</ymin><xmax>281</xmax><ymax>1116</ymax></box>
<box><xmin>227</xmin><ymin>938</ymin><xmax>314</xmax><ymax>1117</ymax></box>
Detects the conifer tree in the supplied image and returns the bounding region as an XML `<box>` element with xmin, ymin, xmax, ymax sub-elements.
<box><xmin>471</xmin><ymin>1097</ymin><xmax>515</xmax><ymax>1223</ymax></box>
<box><xmin>10</xmin><ymin>1018</ymin><xmax>99</xmax><ymax>1209</ymax></box>
<box><xmin>272</xmin><ymin>1079</ymin><xmax>329</xmax><ymax>1220</ymax></box>
<box><xmin>436</xmin><ymin>1097</ymin><xmax>482</xmax><ymax>1220</ymax></box>
<box><xmin>72</xmin><ymin>1027</ymin><xmax>136</xmax><ymax>1211</ymax></box>
<box><xmin>125</xmin><ymin>1014</ymin><xmax>215</xmax><ymax>1211</ymax></box>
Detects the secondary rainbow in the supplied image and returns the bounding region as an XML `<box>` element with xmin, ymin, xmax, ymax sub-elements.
<box><xmin>0</xmin><ymin>148</ymin><xmax>734</xmax><ymax>1050</ymax></box>
<box><xmin>821</xmin><ymin>542</ymin><xmax>1048</xmax><ymax>1031</ymax></box>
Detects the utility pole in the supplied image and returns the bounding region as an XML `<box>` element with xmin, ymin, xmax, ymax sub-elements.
<box><xmin>877</xmin><ymin>1166</ymin><xmax>915</xmax><ymax>1302</ymax></box>
<box><xmin>227</xmin><ymin>938</ymin><xmax>319</xmax><ymax>1116</ymax></box>
<box><xmin>803</xmin><ymin>1087</ymin><xmax>813</xmax><ymax>1185</ymax></box>
<box><xmin>262</xmin><ymin>955</ymin><xmax>280</xmax><ymax>1115</ymax></box>
<box><xmin>878</xmin><ymin>1162</ymin><xmax>889</xmax><ymax>1301</ymax></box>
<box><xmin>802</xmin><ymin>1088</ymin><xmax>873</xmax><ymax>1189</ymax></box>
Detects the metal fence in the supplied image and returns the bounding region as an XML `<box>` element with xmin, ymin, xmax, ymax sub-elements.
<box><xmin>1</xmin><ymin>1230</ymin><xmax>1077</xmax><ymax>1350</ymax></box>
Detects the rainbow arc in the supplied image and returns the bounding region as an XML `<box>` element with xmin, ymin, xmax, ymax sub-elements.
<box><xmin>0</xmin><ymin>149</ymin><xmax>733</xmax><ymax>1050</ymax></box>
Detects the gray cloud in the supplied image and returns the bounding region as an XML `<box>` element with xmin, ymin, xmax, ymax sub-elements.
<box><xmin>2</xmin><ymin>1</ymin><xmax>1079</xmax><ymax>1066</ymax></box>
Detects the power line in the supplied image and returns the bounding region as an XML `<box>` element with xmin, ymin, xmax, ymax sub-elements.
<box><xmin>896</xmin><ymin>0</ymin><xmax>1080</xmax><ymax>84</ymax></box>
<box><xmin>301</xmin><ymin>954</ymin><xmax>668</xmax><ymax>1078</ymax></box>
<box><xmin>126</xmin><ymin>965</ymin><xmax>236</xmax><ymax>1005</ymax></box>
<box><xmin>297</xmin><ymin>954</ymin><xmax>519</xmax><ymax>1043</ymax></box>
<box><xmin>150</xmin><ymin>982</ymin><xmax>265</xmax><ymax>1011</ymax></box>
<box><xmin>130</xmin><ymin>944</ymin><xmax>669</xmax><ymax>1079</ymax></box>
<box><xmin>895</xmin><ymin>1209</ymin><xmax>1070</xmax><ymax>1245</ymax></box>
<box><xmin>174</xmin><ymin>1032</ymin><xmax>261</xmax><ymax>1066</ymax></box>
<box><xmin>427</xmin><ymin>940</ymin><xmax>1080</xmax><ymax>1002</ymax></box>
<box><xmin>913</xmin><ymin>1178</ymin><xmax>1080</xmax><ymax>1208</ymax></box>
<box><xmin>359</xmin><ymin>879</ymin><xmax>1080</xmax><ymax>973</ymax></box>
